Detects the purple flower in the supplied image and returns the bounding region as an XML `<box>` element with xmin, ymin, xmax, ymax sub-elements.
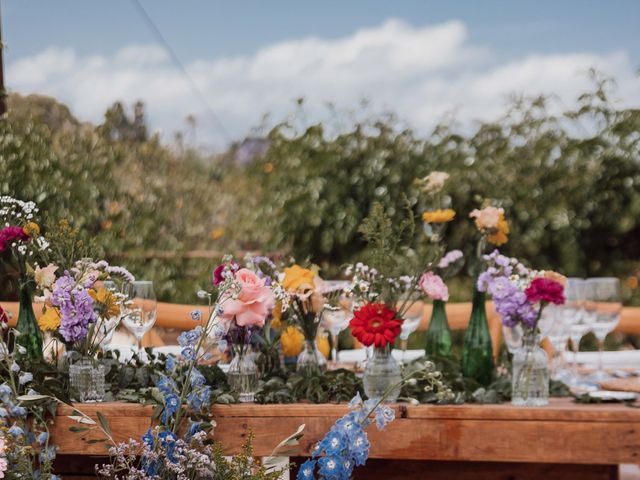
<box><xmin>51</xmin><ymin>272</ymin><xmax>97</xmax><ymax>343</ymax></box>
<box><xmin>438</xmin><ymin>250</ymin><xmax>463</xmax><ymax>269</ymax></box>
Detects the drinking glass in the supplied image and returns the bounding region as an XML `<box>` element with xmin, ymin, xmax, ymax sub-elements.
<box><xmin>319</xmin><ymin>281</ymin><xmax>352</xmax><ymax>366</ymax></box>
<box><xmin>544</xmin><ymin>305</ymin><xmax>572</xmax><ymax>382</ymax></box>
<box><xmin>565</xmin><ymin>278</ymin><xmax>593</xmax><ymax>379</ymax></box>
<box><xmin>122</xmin><ymin>281</ymin><xmax>157</xmax><ymax>358</ymax></box>
<box><xmin>97</xmin><ymin>280</ymin><xmax>126</xmax><ymax>349</ymax></box>
<box><xmin>585</xmin><ymin>277</ymin><xmax>622</xmax><ymax>381</ymax></box>
<box><xmin>399</xmin><ymin>305</ymin><xmax>422</xmax><ymax>362</ymax></box>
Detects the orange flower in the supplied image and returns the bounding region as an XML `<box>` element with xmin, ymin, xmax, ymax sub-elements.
<box><xmin>23</xmin><ymin>222</ymin><xmax>40</xmax><ymax>237</ymax></box>
<box><xmin>487</xmin><ymin>213</ymin><xmax>510</xmax><ymax>246</ymax></box>
<box><xmin>422</xmin><ymin>209</ymin><xmax>456</xmax><ymax>224</ymax></box>
<box><xmin>210</xmin><ymin>228</ymin><xmax>225</xmax><ymax>240</ymax></box>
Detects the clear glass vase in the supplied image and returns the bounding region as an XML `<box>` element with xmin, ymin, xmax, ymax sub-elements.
<box><xmin>363</xmin><ymin>346</ymin><xmax>401</xmax><ymax>402</ymax></box>
<box><xmin>228</xmin><ymin>352</ymin><xmax>259</xmax><ymax>403</ymax></box>
<box><xmin>511</xmin><ymin>333</ymin><xmax>549</xmax><ymax>406</ymax></box>
<box><xmin>69</xmin><ymin>357</ymin><xmax>106</xmax><ymax>403</ymax></box>
<box><xmin>296</xmin><ymin>340</ymin><xmax>327</xmax><ymax>375</ymax></box>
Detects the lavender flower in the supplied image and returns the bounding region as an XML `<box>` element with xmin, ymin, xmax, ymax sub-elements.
<box><xmin>51</xmin><ymin>272</ymin><xmax>97</xmax><ymax>342</ymax></box>
<box><xmin>438</xmin><ymin>250</ymin><xmax>463</xmax><ymax>269</ymax></box>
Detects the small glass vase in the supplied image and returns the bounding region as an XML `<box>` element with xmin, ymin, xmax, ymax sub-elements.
<box><xmin>424</xmin><ymin>300</ymin><xmax>452</xmax><ymax>357</ymax></box>
<box><xmin>69</xmin><ymin>357</ymin><xmax>106</xmax><ymax>403</ymax></box>
<box><xmin>296</xmin><ymin>340</ymin><xmax>327</xmax><ymax>375</ymax></box>
<box><xmin>461</xmin><ymin>287</ymin><xmax>494</xmax><ymax>386</ymax></box>
<box><xmin>363</xmin><ymin>345</ymin><xmax>401</xmax><ymax>402</ymax></box>
<box><xmin>228</xmin><ymin>352</ymin><xmax>259</xmax><ymax>403</ymax></box>
<box><xmin>511</xmin><ymin>333</ymin><xmax>549</xmax><ymax>406</ymax></box>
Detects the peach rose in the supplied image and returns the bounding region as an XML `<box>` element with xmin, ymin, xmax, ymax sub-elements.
<box><xmin>220</xmin><ymin>268</ymin><xmax>275</xmax><ymax>327</ymax></box>
<box><xmin>470</xmin><ymin>206</ymin><xmax>504</xmax><ymax>230</ymax></box>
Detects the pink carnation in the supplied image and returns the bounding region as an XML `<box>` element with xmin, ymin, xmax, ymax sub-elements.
<box><xmin>525</xmin><ymin>277</ymin><xmax>565</xmax><ymax>305</ymax></box>
<box><xmin>418</xmin><ymin>272</ymin><xmax>449</xmax><ymax>301</ymax></box>
<box><xmin>219</xmin><ymin>268</ymin><xmax>274</xmax><ymax>327</ymax></box>
<box><xmin>0</xmin><ymin>226</ymin><xmax>29</xmax><ymax>252</ymax></box>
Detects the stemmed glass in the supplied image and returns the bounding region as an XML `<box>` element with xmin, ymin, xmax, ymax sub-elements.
<box><xmin>585</xmin><ymin>277</ymin><xmax>622</xmax><ymax>381</ymax></box>
<box><xmin>563</xmin><ymin>278</ymin><xmax>589</xmax><ymax>381</ymax></box>
<box><xmin>122</xmin><ymin>280</ymin><xmax>157</xmax><ymax>359</ymax></box>
<box><xmin>399</xmin><ymin>303</ymin><xmax>422</xmax><ymax>362</ymax></box>
<box><xmin>319</xmin><ymin>281</ymin><xmax>351</xmax><ymax>366</ymax></box>
<box><xmin>97</xmin><ymin>280</ymin><xmax>127</xmax><ymax>350</ymax></box>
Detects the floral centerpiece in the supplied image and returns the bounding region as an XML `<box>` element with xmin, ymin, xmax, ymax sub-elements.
<box><xmin>478</xmin><ymin>250</ymin><xmax>565</xmax><ymax>405</ymax></box>
<box><xmin>461</xmin><ymin>204</ymin><xmax>511</xmax><ymax>385</ymax></box>
<box><xmin>209</xmin><ymin>256</ymin><xmax>277</xmax><ymax>402</ymax></box>
<box><xmin>0</xmin><ymin>196</ymin><xmax>51</xmax><ymax>361</ymax></box>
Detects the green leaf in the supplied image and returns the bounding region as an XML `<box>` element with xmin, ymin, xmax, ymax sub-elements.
<box><xmin>96</xmin><ymin>411</ymin><xmax>111</xmax><ymax>436</ymax></box>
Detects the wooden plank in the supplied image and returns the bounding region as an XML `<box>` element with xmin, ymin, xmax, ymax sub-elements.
<box><xmin>51</xmin><ymin>399</ymin><xmax>640</xmax><ymax>464</ymax></box>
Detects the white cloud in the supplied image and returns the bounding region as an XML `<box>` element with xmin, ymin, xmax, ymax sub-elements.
<box><xmin>8</xmin><ymin>19</ymin><xmax>640</xmax><ymax>148</ymax></box>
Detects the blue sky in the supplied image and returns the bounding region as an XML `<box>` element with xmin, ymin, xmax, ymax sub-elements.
<box><xmin>3</xmin><ymin>0</ymin><xmax>639</xmax><ymax>147</ymax></box>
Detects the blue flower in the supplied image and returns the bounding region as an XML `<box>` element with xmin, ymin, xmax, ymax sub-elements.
<box><xmin>9</xmin><ymin>425</ymin><xmax>24</xmax><ymax>437</ymax></box>
<box><xmin>11</xmin><ymin>406</ymin><xmax>27</xmax><ymax>417</ymax></box>
<box><xmin>187</xmin><ymin>386</ymin><xmax>211</xmax><ymax>411</ymax></box>
<box><xmin>320</xmin><ymin>429</ymin><xmax>346</xmax><ymax>456</ymax></box>
<box><xmin>374</xmin><ymin>406</ymin><xmax>395</xmax><ymax>430</ymax></box>
<box><xmin>341</xmin><ymin>457</ymin><xmax>354</xmax><ymax>478</ymax></box>
<box><xmin>347</xmin><ymin>392</ymin><xmax>363</xmax><ymax>409</ymax></box>
<box><xmin>161</xmin><ymin>393</ymin><xmax>180</xmax><ymax>424</ymax></box>
<box><xmin>178</xmin><ymin>327</ymin><xmax>202</xmax><ymax>347</ymax></box>
<box><xmin>39</xmin><ymin>445</ymin><xmax>56</xmax><ymax>462</ymax></box>
<box><xmin>165</xmin><ymin>355</ymin><xmax>176</xmax><ymax>372</ymax></box>
<box><xmin>335</xmin><ymin>412</ymin><xmax>361</xmax><ymax>439</ymax></box>
<box><xmin>318</xmin><ymin>455</ymin><xmax>344</xmax><ymax>479</ymax></box>
<box><xmin>156</xmin><ymin>375</ymin><xmax>177</xmax><ymax>395</ymax></box>
<box><xmin>181</xmin><ymin>346</ymin><xmax>196</xmax><ymax>361</ymax></box>
<box><xmin>185</xmin><ymin>421</ymin><xmax>202</xmax><ymax>441</ymax></box>
<box><xmin>190</xmin><ymin>310</ymin><xmax>202</xmax><ymax>321</ymax></box>
<box><xmin>297</xmin><ymin>459</ymin><xmax>316</xmax><ymax>480</ymax></box>
<box><xmin>10</xmin><ymin>362</ymin><xmax>20</xmax><ymax>372</ymax></box>
<box><xmin>158</xmin><ymin>430</ymin><xmax>178</xmax><ymax>462</ymax></box>
<box><xmin>217</xmin><ymin>339</ymin><xmax>228</xmax><ymax>353</ymax></box>
<box><xmin>18</xmin><ymin>372</ymin><xmax>33</xmax><ymax>385</ymax></box>
<box><xmin>0</xmin><ymin>407</ymin><xmax>8</xmax><ymax>417</ymax></box>
<box><xmin>142</xmin><ymin>428</ymin><xmax>155</xmax><ymax>447</ymax></box>
<box><xmin>0</xmin><ymin>383</ymin><xmax>11</xmax><ymax>397</ymax></box>
<box><xmin>190</xmin><ymin>368</ymin><xmax>206</xmax><ymax>388</ymax></box>
<box><xmin>37</xmin><ymin>431</ymin><xmax>49</xmax><ymax>445</ymax></box>
<box><xmin>350</xmin><ymin>430</ymin><xmax>370</xmax><ymax>466</ymax></box>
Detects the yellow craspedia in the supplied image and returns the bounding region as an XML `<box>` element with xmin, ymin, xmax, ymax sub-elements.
<box><xmin>210</xmin><ymin>228</ymin><xmax>225</xmax><ymax>241</ymax></box>
<box><xmin>89</xmin><ymin>287</ymin><xmax>120</xmax><ymax>318</ymax></box>
<box><xmin>38</xmin><ymin>307</ymin><xmax>60</xmax><ymax>332</ymax></box>
<box><xmin>422</xmin><ymin>209</ymin><xmax>456</xmax><ymax>224</ymax></box>
<box><xmin>280</xmin><ymin>326</ymin><xmax>305</xmax><ymax>357</ymax></box>
<box><xmin>316</xmin><ymin>335</ymin><xmax>330</xmax><ymax>359</ymax></box>
<box><xmin>23</xmin><ymin>222</ymin><xmax>40</xmax><ymax>237</ymax></box>
<box><xmin>282</xmin><ymin>265</ymin><xmax>316</xmax><ymax>291</ymax></box>
<box><xmin>263</xmin><ymin>162</ymin><xmax>274</xmax><ymax>173</ymax></box>
<box><xmin>487</xmin><ymin>214</ymin><xmax>510</xmax><ymax>246</ymax></box>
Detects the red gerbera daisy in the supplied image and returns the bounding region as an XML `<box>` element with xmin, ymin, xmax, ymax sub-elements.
<box><xmin>349</xmin><ymin>303</ymin><xmax>402</xmax><ymax>348</ymax></box>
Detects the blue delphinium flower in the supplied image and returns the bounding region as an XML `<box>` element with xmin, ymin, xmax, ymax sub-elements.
<box><xmin>11</xmin><ymin>405</ymin><xmax>27</xmax><ymax>417</ymax></box>
<box><xmin>320</xmin><ymin>429</ymin><xmax>346</xmax><ymax>456</ymax></box>
<box><xmin>10</xmin><ymin>362</ymin><xmax>20</xmax><ymax>372</ymax></box>
<box><xmin>178</xmin><ymin>327</ymin><xmax>202</xmax><ymax>347</ymax></box>
<box><xmin>36</xmin><ymin>431</ymin><xmax>49</xmax><ymax>445</ymax></box>
<box><xmin>374</xmin><ymin>405</ymin><xmax>395</xmax><ymax>430</ymax></box>
<box><xmin>142</xmin><ymin>428</ymin><xmax>155</xmax><ymax>447</ymax></box>
<box><xmin>157</xmin><ymin>375</ymin><xmax>177</xmax><ymax>395</ymax></box>
<box><xmin>190</xmin><ymin>310</ymin><xmax>202</xmax><ymax>321</ymax></box>
<box><xmin>186</xmin><ymin>385</ymin><xmax>211</xmax><ymax>411</ymax></box>
<box><xmin>190</xmin><ymin>368</ymin><xmax>206</xmax><ymax>388</ymax></box>
<box><xmin>351</xmin><ymin>430</ymin><xmax>370</xmax><ymax>466</ymax></box>
<box><xmin>297</xmin><ymin>459</ymin><xmax>316</xmax><ymax>480</ymax></box>
<box><xmin>161</xmin><ymin>393</ymin><xmax>180</xmax><ymax>424</ymax></box>
<box><xmin>318</xmin><ymin>456</ymin><xmax>344</xmax><ymax>479</ymax></box>
<box><xmin>165</xmin><ymin>355</ymin><xmax>176</xmax><ymax>372</ymax></box>
<box><xmin>0</xmin><ymin>383</ymin><xmax>11</xmax><ymax>397</ymax></box>
<box><xmin>39</xmin><ymin>445</ymin><xmax>57</xmax><ymax>463</ymax></box>
<box><xmin>158</xmin><ymin>430</ymin><xmax>178</xmax><ymax>462</ymax></box>
<box><xmin>185</xmin><ymin>420</ymin><xmax>202</xmax><ymax>442</ymax></box>
<box><xmin>18</xmin><ymin>372</ymin><xmax>33</xmax><ymax>385</ymax></box>
<box><xmin>181</xmin><ymin>346</ymin><xmax>196</xmax><ymax>361</ymax></box>
<box><xmin>9</xmin><ymin>425</ymin><xmax>24</xmax><ymax>437</ymax></box>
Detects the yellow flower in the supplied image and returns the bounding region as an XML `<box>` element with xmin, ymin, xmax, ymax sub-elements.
<box><xmin>487</xmin><ymin>214</ymin><xmax>510</xmax><ymax>246</ymax></box>
<box><xmin>263</xmin><ymin>162</ymin><xmax>274</xmax><ymax>173</ymax></box>
<box><xmin>316</xmin><ymin>335</ymin><xmax>330</xmax><ymax>359</ymax></box>
<box><xmin>544</xmin><ymin>271</ymin><xmax>567</xmax><ymax>286</ymax></box>
<box><xmin>210</xmin><ymin>228</ymin><xmax>225</xmax><ymax>240</ymax></box>
<box><xmin>282</xmin><ymin>265</ymin><xmax>316</xmax><ymax>291</ymax></box>
<box><xmin>627</xmin><ymin>276</ymin><xmax>639</xmax><ymax>290</ymax></box>
<box><xmin>23</xmin><ymin>222</ymin><xmax>40</xmax><ymax>237</ymax></box>
<box><xmin>38</xmin><ymin>307</ymin><xmax>60</xmax><ymax>332</ymax></box>
<box><xmin>271</xmin><ymin>300</ymin><xmax>283</xmax><ymax>329</ymax></box>
<box><xmin>280</xmin><ymin>326</ymin><xmax>305</xmax><ymax>357</ymax></box>
<box><xmin>89</xmin><ymin>287</ymin><xmax>120</xmax><ymax>318</ymax></box>
<box><xmin>422</xmin><ymin>209</ymin><xmax>456</xmax><ymax>224</ymax></box>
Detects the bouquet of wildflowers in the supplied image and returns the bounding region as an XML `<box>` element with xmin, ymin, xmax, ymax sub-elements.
<box><xmin>478</xmin><ymin>250</ymin><xmax>566</xmax><ymax>333</ymax></box>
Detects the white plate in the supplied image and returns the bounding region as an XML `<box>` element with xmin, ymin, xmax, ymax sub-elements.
<box><xmin>589</xmin><ymin>390</ymin><xmax>637</xmax><ymax>402</ymax></box>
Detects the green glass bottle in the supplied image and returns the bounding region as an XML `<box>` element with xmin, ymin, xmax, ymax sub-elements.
<box><xmin>424</xmin><ymin>300</ymin><xmax>452</xmax><ymax>357</ymax></box>
<box><xmin>461</xmin><ymin>287</ymin><xmax>494</xmax><ymax>386</ymax></box>
<box><xmin>15</xmin><ymin>261</ymin><xmax>43</xmax><ymax>362</ymax></box>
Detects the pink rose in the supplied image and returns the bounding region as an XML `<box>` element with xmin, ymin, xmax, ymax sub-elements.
<box><xmin>418</xmin><ymin>272</ymin><xmax>449</xmax><ymax>301</ymax></box>
<box><xmin>220</xmin><ymin>268</ymin><xmax>275</xmax><ymax>327</ymax></box>
<box><xmin>470</xmin><ymin>206</ymin><xmax>503</xmax><ymax>230</ymax></box>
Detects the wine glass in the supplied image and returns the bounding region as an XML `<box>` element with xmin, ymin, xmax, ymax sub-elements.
<box><xmin>502</xmin><ymin>323</ymin><xmax>524</xmax><ymax>354</ymax></box>
<box><xmin>97</xmin><ymin>280</ymin><xmax>126</xmax><ymax>349</ymax></box>
<box><xmin>319</xmin><ymin>281</ymin><xmax>351</xmax><ymax>366</ymax></box>
<box><xmin>544</xmin><ymin>304</ymin><xmax>572</xmax><ymax>382</ymax></box>
<box><xmin>585</xmin><ymin>277</ymin><xmax>622</xmax><ymax>381</ymax></box>
<box><xmin>562</xmin><ymin>278</ymin><xmax>589</xmax><ymax>381</ymax></box>
<box><xmin>122</xmin><ymin>281</ymin><xmax>157</xmax><ymax>359</ymax></box>
<box><xmin>399</xmin><ymin>304</ymin><xmax>422</xmax><ymax>362</ymax></box>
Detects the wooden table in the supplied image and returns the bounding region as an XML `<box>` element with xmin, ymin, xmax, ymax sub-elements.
<box><xmin>52</xmin><ymin>399</ymin><xmax>640</xmax><ymax>479</ymax></box>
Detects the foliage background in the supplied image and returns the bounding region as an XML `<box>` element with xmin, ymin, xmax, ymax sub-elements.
<box><xmin>1</xmin><ymin>76</ymin><xmax>639</xmax><ymax>307</ymax></box>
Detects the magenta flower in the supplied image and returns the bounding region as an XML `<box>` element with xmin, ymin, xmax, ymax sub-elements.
<box><xmin>0</xmin><ymin>226</ymin><xmax>29</xmax><ymax>253</ymax></box>
<box><xmin>525</xmin><ymin>277</ymin><xmax>565</xmax><ymax>305</ymax></box>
